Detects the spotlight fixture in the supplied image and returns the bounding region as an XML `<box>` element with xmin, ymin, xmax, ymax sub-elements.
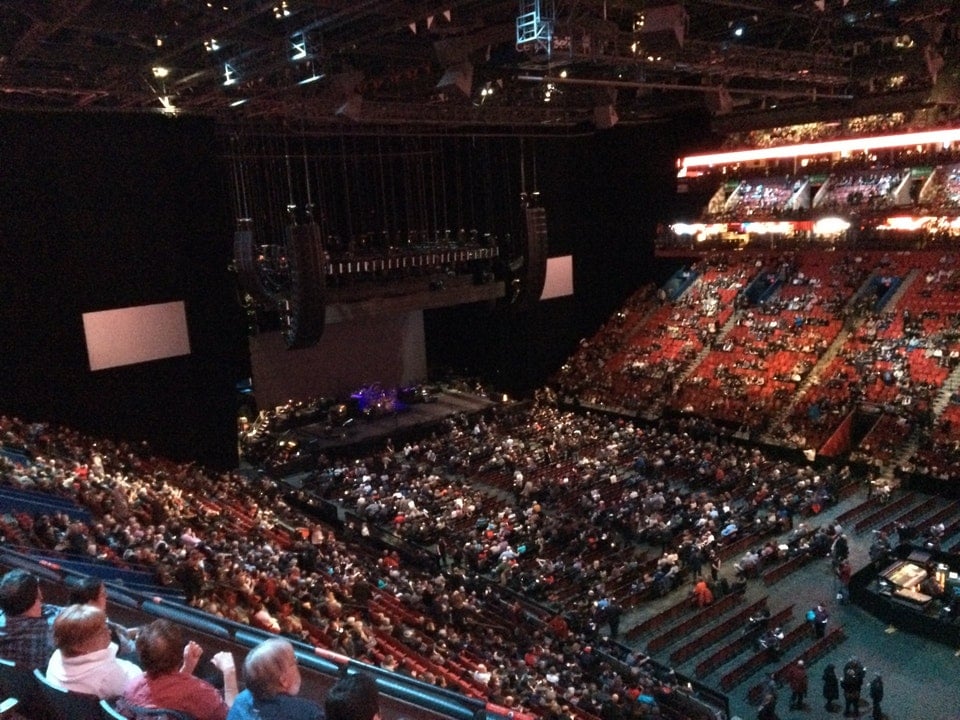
<box><xmin>152</xmin><ymin>66</ymin><xmax>169</xmax><ymax>79</ymax></box>
<box><xmin>223</xmin><ymin>62</ymin><xmax>237</xmax><ymax>86</ymax></box>
<box><xmin>205</xmin><ymin>38</ymin><xmax>221</xmax><ymax>52</ymax></box>
<box><xmin>158</xmin><ymin>95</ymin><xmax>177</xmax><ymax>114</ymax></box>
<box><xmin>291</xmin><ymin>31</ymin><xmax>308</xmax><ymax>61</ymax></box>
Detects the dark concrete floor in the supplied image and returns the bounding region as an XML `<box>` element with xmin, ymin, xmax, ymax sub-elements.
<box><xmin>619</xmin><ymin>489</ymin><xmax>960</xmax><ymax>720</ymax></box>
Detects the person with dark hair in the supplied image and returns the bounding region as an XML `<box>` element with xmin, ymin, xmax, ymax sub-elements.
<box><xmin>841</xmin><ymin>658</ymin><xmax>865</xmax><ymax>717</ymax></box>
<box><xmin>811</xmin><ymin>602</ymin><xmax>829</xmax><ymax>638</ymax></box>
<box><xmin>0</xmin><ymin>568</ymin><xmax>59</xmax><ymax>669</ymax></box>
<box><xmin>122</xmin><ymin>619</ymin><xmax>237</xmax><ymax>720</ymax></box>
<box><xmin>45</xmin><ymin>604</ymin><xmax>142</xmax><ymax>699</ymax></box>
<box><xmin>868</xmin><ymin>674</ymin><xmax>883</xmax><ymax>720</ymax></box>
<box><xmin>757</xmin><ymin>691</ymin><xmax>780</xmax><ymax>720</ymax></box>
<box><xmin>822</xmin><ymin>664</ymin><xmax>840</xmax><ymax>712</ymax></box>
<box><xmin>324</xmin><ymin>673</ymin><xmax>380</xmax><ymax>720</ymax></box>
<box><xmin>227</xmin><ymin>638</ymin><xmax>322</xmax><ymax>720</ymax></box>
<box><xmin>66</xmin><ymin>575</ymin><xmax>139</xmax><ymax>657</ymax></box>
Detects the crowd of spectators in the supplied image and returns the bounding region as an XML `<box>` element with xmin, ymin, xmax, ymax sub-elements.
<box><xmin>9</xmin><ymin>243</ymin><xmax>960</xmax><ymax>718</ymax></box>
<box><xmin>555</xmin><ymin>260</ymin><xmax>754</xmax><ymax>416</ymax></box>
<box><xmin>719</xmin><ymin>107</ymin><xmax>960</xmax><ymax>151</ymax></box>
<box><xmin>0</xmin><ymin>381</ymin><xmax>863</xmax><ymax>720</ymax></box>
<box><xmin>554</xmin><ymin>248</ymin><xmax>960</xmax><ymax>469</ymax></box>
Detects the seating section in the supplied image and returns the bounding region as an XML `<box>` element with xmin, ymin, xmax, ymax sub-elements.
<box><xmin>32</xmin><ymin>668</ymin><xmax>104</xmax><ymax>720</ymax></box>
<box><xmin>13</xmin><ymin>240</ymin><xmax>960</xmax><ymax>720</ymax></box>
<box><xmin>717</xmin><ymin>177</ymin><xmax>799</xmax><ymax>218</ymax></box>
<box><xmin>815</xmin><ymin>170</ymin><xmax>902</xmax><ymax>213</ymax></box>
<box><xmin>551</xmin><ymin>248</ymin><xmax>960</xmax><ymax>462</ymax></box>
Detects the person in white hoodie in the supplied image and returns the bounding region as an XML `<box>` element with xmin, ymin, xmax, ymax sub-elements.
<box><xmin>45</xmin><ymin>604</ymin><xmax>142</xmax><ymax>699</ymax></box>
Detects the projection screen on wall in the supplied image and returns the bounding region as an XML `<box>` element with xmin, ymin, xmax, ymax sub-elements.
<box><xmin>82</xmin><ymin>301</ymin><xmax>191</xmax><ymax>371</ymax></box>
<box><xmin>540</xmin><ymin>255</ymin><xmax>574</xmax><ymax>300</ymax></box>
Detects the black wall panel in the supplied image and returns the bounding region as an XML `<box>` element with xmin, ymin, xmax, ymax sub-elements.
<box><xmin>0</xmin><ymin>111</ymin><xmax>247</xmax><ymax>469</ymax></box>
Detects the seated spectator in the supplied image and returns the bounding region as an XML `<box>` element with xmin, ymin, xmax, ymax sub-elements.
<box><xmin>0</xmin><ymin>568</ymin><xmax>59</xmax><ymax>669</ymax></box>
<box><xmin>227</xmin><ymin>638</ymin><xmax>321</xmax><ymax>720</ymax></box>
<box><xmin>325</xmin><ymin>673</ymin><xmax>380</xmax><ymax>720</ymax></box>
<box><xmin>45</xmin><ymin>604</ymin><xmax>142</xmax><ymax>699</ymax></box>
<box><xmin>67</xmin><ymin>576</ymin><xmax>139</xmax><ymax>658</ymax></box>
<box><xmin>123</xmin><ymin>619</ymin><xmax>237</xmax><ymax>720</ymax></box>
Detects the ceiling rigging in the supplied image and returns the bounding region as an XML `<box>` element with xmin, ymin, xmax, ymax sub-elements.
<box><xmin>0</xmin><ymin>0</ymin><xmax>957</xmax><ymax>133</ymax></box>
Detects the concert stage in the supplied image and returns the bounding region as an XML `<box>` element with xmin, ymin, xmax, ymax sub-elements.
<box><xmin>260</xmin><ymin>390</ymin><xmax>501</xmax><ymax>481</ymax></box>
<box><xmin>295</xmin><ymin>390</ymin><xmax>496</xmax><ymax>450</ymax></box>
<box><xmin>850</xmin><ymin>543</ymin><xmax>960</xmax><ymax>647</ymax></box>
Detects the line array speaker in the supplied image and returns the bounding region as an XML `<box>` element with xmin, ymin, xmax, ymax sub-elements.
<box><xmin>283</xmin><ymin>222</ymin><xmax>327</xmax><ymax>349</ymax></box>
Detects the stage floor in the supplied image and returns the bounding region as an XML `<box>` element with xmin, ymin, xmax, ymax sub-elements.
<box><xmin>289</xmin><ymin>390</ymin><xmax>497</xmax><ymax>455</ymax></box>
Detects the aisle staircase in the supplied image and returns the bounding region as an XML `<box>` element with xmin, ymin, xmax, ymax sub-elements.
<box><xmin>648</xmin><ymin>298</ymin><xmax>740</xmax><ymax>417</ymax></box>
<box><xmin>761</xmin><ymin>269</ymin><xmax>919</xmax><ymax>446</ymax></box>
<box><xmin>932</xmin><ymin>363</ymin><xmax>960</xmax><ymax>416</ymax></box>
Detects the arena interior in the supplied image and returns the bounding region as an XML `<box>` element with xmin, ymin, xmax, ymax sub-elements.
<box><xmin>4</xmin><ymin>2</ymin><xmax>960</xmax><ymax>720</ymax></box>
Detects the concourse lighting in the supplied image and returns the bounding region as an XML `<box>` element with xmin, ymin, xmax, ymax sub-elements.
<box><xmin>205</xmin><ymin>38</ymin><xmax>220</xmax><ymax>52</ymax></box>
<box><xmin>223</xmin><ymin>62</ymin><xmax>238</xmax><ymax>86</ymax></box>
<box><xmin>152</xmin><ymin>66</ymin><xmax>169</xmax><ymax>79</ymax></box>
<box><xmin>878</xmin><ymin>216</ymin><xmax>934</xmax><ymax>231</ymax></box>
<box><xmin>813</xmin><ymin>217</ymin><xmax>850</xmax><ymax>235</ymax></box>
<box><xmin>229</xmin><ymin>98</ymin><xmax>249</xmax><ymax>107</ymax></box>
<box><xmin>671</xmin><ymin>222</ymin><xmax>704</xmax><ymax>235</ymax></box>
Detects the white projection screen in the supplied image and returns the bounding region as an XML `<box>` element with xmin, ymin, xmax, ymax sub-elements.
<box><xmin>540</xmin><ymin>255</ymin><xmax>575</xmax><ymax>300</ymax></box>
<box><xmin>82</xmin><ymin>301</ymin><xmax>191</xmax><ymax>371</ymax></box>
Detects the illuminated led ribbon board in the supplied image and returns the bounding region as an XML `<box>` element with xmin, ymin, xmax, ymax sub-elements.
<box><xmin>678</xmin><ymin>127</ymin><xmax>960</xmax><ymax>176</ymax></box>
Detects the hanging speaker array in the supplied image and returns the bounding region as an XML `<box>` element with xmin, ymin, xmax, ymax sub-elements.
<box><xmin>282</xmin><ymin>222</ymin><xmax>327</xmax><ymax>349</ymax></box>
<box><xmin>519</xmin><ymin>205</ymin><xmax>549</xmax><ymax>309</ymax></box>
<box><xmin>227</xmin><ymin>133</ymin><xmax>546</xmax><ymax>346</ymax></box>
<box><xmin>233</xmin><ymin>224</ymin><xmax>279</xmax><ymax>306</ymax></box>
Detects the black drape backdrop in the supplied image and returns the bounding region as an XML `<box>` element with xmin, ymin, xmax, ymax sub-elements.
<box><xmin>0</xmin><ymin>111</ymin><xmax>247</xmax><ymax>469</ymax></box>
<box><xmin>0</xmin><ymin>110</ymin><xmax>712</xmax><ymax>467</ymax></box>
<box><xmin>425</xmin><ymin>116</ymin><xmax>711</xmax><ymax>393</ymax></box>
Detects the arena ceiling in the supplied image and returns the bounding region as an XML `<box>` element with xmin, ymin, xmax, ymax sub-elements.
<box><xmin>0</xmin><ymin>0</ymin><xmax>958</xmax><ymax>134</ymax></box>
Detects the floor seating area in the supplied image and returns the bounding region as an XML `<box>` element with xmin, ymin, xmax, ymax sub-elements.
<box><xmin>693</xmin><ymin>604</ymin><xmax>794</xmax><ymax>680</ymax></box>
<box><xmin>744</xmin><ymin>625</ymin><xmax>847</xmax><ymax>706</ymax></box>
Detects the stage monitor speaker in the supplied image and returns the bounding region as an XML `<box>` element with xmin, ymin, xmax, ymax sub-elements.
<box><xmin>636</xmin><ymin>4</ymin><xmax>687</xmax><ymax>51</ymax></box>
<box><xmin>335</xmin><ymin>94</ymin><xmax>363</xmax><ymax>121</ymax></box>
<box><xmin>436</xmin><ymin>62</ymin><xmax>474</xmax><ymax>97</ymax></box>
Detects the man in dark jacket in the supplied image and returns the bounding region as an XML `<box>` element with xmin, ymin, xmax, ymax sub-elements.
<box><xmin>869</xmin><ymin>674</ymin><xmax>883</xmax><ymax>720</ymax></box>
<box><xmin>841</xmin><ymin>658</ymin><xmax>865</xmax><ymax>717</ymax></box>
<box><xmin>822</xmin><ymin>664</ymin><xmax>840</xmax><ymax>712</ymax></box>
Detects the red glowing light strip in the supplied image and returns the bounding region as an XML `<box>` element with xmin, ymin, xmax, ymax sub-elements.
<box><xmin>679</xmin><ymin>127</ymin><xmax>960</xmax><ymax>169</ymax></box>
